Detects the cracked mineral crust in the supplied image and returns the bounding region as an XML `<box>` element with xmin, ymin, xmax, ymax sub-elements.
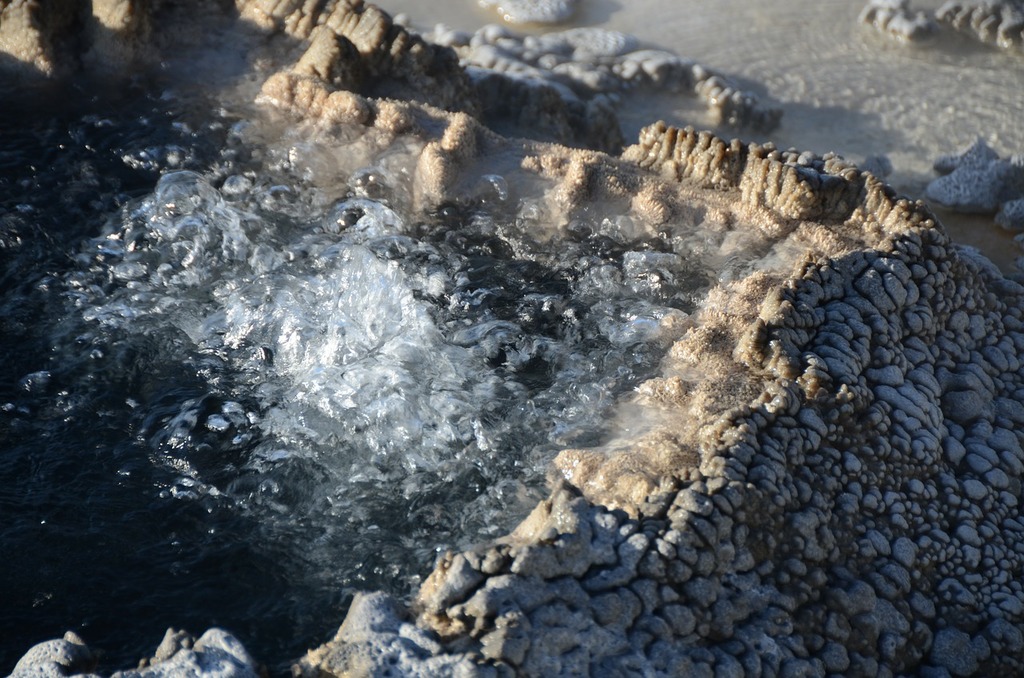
<box><xmin>936</xmin><ymin>0</ymin><xmax>1024</xmax><ymax>51</ymax></box>
<box><xmin>294</xmin><ymin>113</ymin><xmax>1024</xmax><ymax>677</ymax></box>
<box><xmin>262</xmin><ymin>5</ymin><xmax>1024</xmax><ymax>675</ymax></box>
<box><xmin>860</xmin><ymin>0</ymin><xmax>939</xmax><ymax>41</ymax></box>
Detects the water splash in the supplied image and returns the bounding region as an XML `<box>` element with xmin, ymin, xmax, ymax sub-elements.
<box><xmin>1</xmin><ymin>93</ymin><xmax>715</xmax><ymax>672</ymax></box>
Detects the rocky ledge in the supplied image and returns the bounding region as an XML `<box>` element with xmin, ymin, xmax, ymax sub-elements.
<box><xmin>860</xmin><ymin>0</ymin><xmax>1024</xmax><ymax>49</ymax></box>
<box><xmin>6</xmin><ymin>1</ymin><xmax>1024</xmax><ymax>676</ymax></box>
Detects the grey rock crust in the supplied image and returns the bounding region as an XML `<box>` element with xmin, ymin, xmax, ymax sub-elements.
<box><xmin>294</xmin><ymin>116</ymin><xmax>1024</xmax><ymax>677</ymax></box>
<box><xmin>442</xmin><ymin>22</ymin><xmax>781</xmax><ymax>152</ymax></box>
<box><xmin>859</xmin><ymin>0</ymin><xmax>1024</xmax><ymax>49</ymax></box>
<box><xmin>936</xmin><ymin>0</ymin><xmax>1024</xmax><ymax>50</ymax></box>
<box><xmin>927</xmin><ymin>138</ymin><xmax>1024</xmax><ymax>223</ymax></box>
<box><xmin>860</xmin><ymin>0</ymin><xmax>938</xmax><ymax>41</ymax></box>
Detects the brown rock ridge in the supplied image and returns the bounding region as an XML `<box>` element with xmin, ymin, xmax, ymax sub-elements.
<box><xmin>0</xmin><ymin>0</ymin><xmax>232</xmax><ymax>76</ymax></box>
<box><xmin>240</xmin><ymin>0</ymin><xmax>478</xmax><ymax>114</ymax></box>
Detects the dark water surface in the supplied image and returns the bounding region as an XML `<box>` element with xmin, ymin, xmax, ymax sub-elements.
<box><xmin>1</xmin><ymin>75</ymin><xmax>711</xmax><ymax>673</ymax></box>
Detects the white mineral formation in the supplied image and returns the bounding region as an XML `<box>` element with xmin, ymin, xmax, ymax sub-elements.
<box><xmin>8</xmin><ymin>632</ymin><xmax>96</xmax><ymax>677</ymax></box>
<box><xmin>927</xmin><ymin>138</ymin><xmax>1024</xmax><ymax>224</ymax></box>
<box><xmin>859</xmin><ymin>0</ymin><xmax>938</xmax><ymax>40</ymax></box>
<box><xmin>9</xmin><ymin>629</ymin><xmax>258</xmax><ymax>678</ymax></box>
<box><xmin>441</xmin><ymin>22</ymin><xmax>781</xmax><ymax>152</ymax></box>
<box><xmin>936</xmin><ymin>0</ymin><xmax>1024</xmax><ymax>50</ymax></box>
<box><xmin>860</xmin><ymin>0</ymin><xmax>1024</xmax><ymax>48</ymax></box>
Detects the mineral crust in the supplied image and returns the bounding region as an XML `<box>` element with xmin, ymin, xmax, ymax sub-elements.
<box><xmin>936</xmin><ymin>0</ymin><xmax>1024</xmax><ymax>50</ymax></box>
<box><xmin>859</xmin><ymin>0</ymin><xmax>939</xmax><ymax>41</ymax></box>
<box><xmin>927</xmin><ymin>138</ymin><xmax>1024</xmax><ymax>226</ymax></box>
<box><xmin>9</xmin><ymin>629</ymin><xmax>258</xmax><ymax>678</ymax></box>
<box><xmin>861</xmin><ymin>0</ymin><xmax>1024</xmax><ymax>50</ymax></box>
<box><xmin>293</xmin><ymin>113</ymin><xmax>1024</xmax><ymax>678</ymax></box>
<box><xmin>445</xmin><ymin>23</ymin><xmax>782</xmax><ymax>151</ymax></box>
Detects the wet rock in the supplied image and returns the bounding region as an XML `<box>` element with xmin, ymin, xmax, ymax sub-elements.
<box><xmin>860</xmin><ymin>0</ymin><xmax>939</xmax><ymax>41</ymax></box>
<box><xmin>929</xmin><ymin>627</ymin><xmax>985</xmax><ymax>676</ymax></box>
<box><xmin>936</xmin><ymin>0</ymin><xmax>1024</xmax><ymax>51</ymax></box>
<box><xmin>113</xmin><ymin>629</ymin><xmax>258</xmax><ymax>678</ymax></box>
<box><xmin>9</xmin><ymin>629</ymin><xmax>258</xmax><ymax>678</ymax></box>
<box><xmin>294</xmin><ymin>592</ymin><xmax>484</xmax><ymax>677</ymax></box>
<box><xmin>290</xmin><ymin>99</ymin><xmax>1024</xmax><ymax>675</ymax></box>
<box><xmin>10</xmin><ymin>632</ymin><xmax>96</xmax><ymax>677</ymax></box>
<box><xmin>9</xmin><ymin>2</ymin><xmax>1024</xmax><ymax>676</ymax></box>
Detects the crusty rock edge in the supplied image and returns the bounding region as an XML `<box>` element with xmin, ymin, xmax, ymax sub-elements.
<box><xmin>270</xmin><ymin>28</ymin><xmax>1024</xmax><ymax>673</ymax></box>
<box><xmin>860</xmin><ymin>0</ymin><xmax>1024</xmax><ymax>50</ymax></box>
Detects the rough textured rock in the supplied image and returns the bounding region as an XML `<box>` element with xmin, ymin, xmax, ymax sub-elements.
<box><xmin>936</xmin><ymin>0</ymin><xmax>1024</xmax><ymax>50</ymax></box>
<box><xmin>0</xmin><ymin>0</ymin><xmax>80</xmax><ymax>76</ymax></box>
<box><xmin>9</xmin><ymin>629</ymin><xmax>257</xmax><ymax>678</ymax></box>
<box><xmin>860</xmin><ymin>0</ymin><xmax>1024</xmax><ymax>50</ymax></box>
<box><xmin>278</xmin><ymin>59</ymin><xmax>1024</xmax><ymax>674</ymax></box>
<box><xmin>422</xmin><ymin>22</ymin><xmax>782</xmax><ymax>153</ymax></box>
<box><xmin>0</xmin><ymin>0</ymin><xmax>232</xmax><ymax>76</ymax></box>
<box><xmin>239</xmin><ymin>0</ymin><xmax>479</xmax><ymax>114</ymax></box>
<box><xmin>927</xmin><ymin>138</ymin><xmax>1024</xmax><ymax>221</ymax></box>
<box><xmin>860</xmin><ymin>0</ymin><xmax>939</xmax><ymax>41</ymax></box>
<box><xmin>9</xmin><ymin>632</ymin><xmax>97</xmax><ymax>677</ymax></box>
<box><xmin>111</xmin><ymin>629</ymin><xmax>259</xmax><ymax>678</ymax></box>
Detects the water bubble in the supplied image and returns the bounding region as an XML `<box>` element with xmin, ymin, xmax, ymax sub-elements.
<box><xmin>19</xmin><ymin>371</ymin><xmax>51</xmax><ymax>393</ymax></box>
<box><xmin>474</xmin><ymin>174</ymin><xmax>510</xmax><ymax>205</ymax></box>
<box><xmin>206</xmin><ymin>414</ymin><xmax>231</xmax><ymax>432</ymax></box>
<box><xmin>221</xmin><ymin>174</ymin><xmax>254</xmax><ymax>197</ymax></box>
<box><xmin>47</xmin><ymin>126</ymin><xmax>717</xmax><ymax>659</ymax></box>
<box><xmin>349</xmin><ymin>166</ymin><xmax>395</xmax><ymax>201</ymax></box>
<box><xmin>154</xmin><ymin>170</ymin><xmax>219</xmax><ymax>218</ymax></box>
<box><xmin>322</xmin><ymin>198</ymin><xmax>404</xmax><ymax>239</ymax></box>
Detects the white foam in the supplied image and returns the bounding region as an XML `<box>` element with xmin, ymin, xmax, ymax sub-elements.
<box><xmin>70</xmin><ymin>158</ymin><xmax>710</xmax><ymax>592</ymax></box>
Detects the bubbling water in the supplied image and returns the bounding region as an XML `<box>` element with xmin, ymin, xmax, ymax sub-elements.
<box><xmin>65</xmin><ymin>137</ymin><xmax>713</xmax><ymax>608</ymax></box>
<box><xmin>2</xmin><ymin>86</ymin><xmax>718</xmax><ymax>670</ymax></box>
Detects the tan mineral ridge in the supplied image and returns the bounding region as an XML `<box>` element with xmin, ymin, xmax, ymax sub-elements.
<box><xmin>385</xmin><ymin>0</ymin><xmax>1024</xmax><ymax>271</ymax></box>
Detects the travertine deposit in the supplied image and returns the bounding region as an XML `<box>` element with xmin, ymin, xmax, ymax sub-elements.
<box><xmin>927</xmin><ymin>138</ymin><xmax>1024</xmax><ymax>231</ymax></box>
<box><xmin>859</xmin><ymin>0</ymin><xmax>938</xmax><ymax>41</ymax></box>
<box><xmin>936</xmin><ymin>0</ymin><xmax>1024</xmax><ymax>50</ymax></box>
<box><xmin>9</xmin><ymin>629</ymin><xmax>258</xmax><ymax>678</ymax></box>
<box><xmin>860</xmin><ymin>0</ymin><xmax>1024</xmax><ymax>49</ymax></box>
<box><xmin>0</xmin><ymin>0</ymin><xmax>233</xmax><ymax>76</ymax></box>
<box><xmin>293</xmin><ymin>119</ymin><xmax>1024</xmax><ymax>677</ymax></box>
<box><xmin>434</xmin><ymin>22</ymin><xmax>781</xmax><ymax>151</ymax></box>
<box><xmin>8</xmin><ymin>1</ymin><xmax>1024</xmax><ymax>677</ymax></box>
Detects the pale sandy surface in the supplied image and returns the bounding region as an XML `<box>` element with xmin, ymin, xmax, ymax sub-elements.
<box><xmin>385</xmin><ymin>0</ymin><xmax>1024</xmax><ymax>269</ymax></box>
